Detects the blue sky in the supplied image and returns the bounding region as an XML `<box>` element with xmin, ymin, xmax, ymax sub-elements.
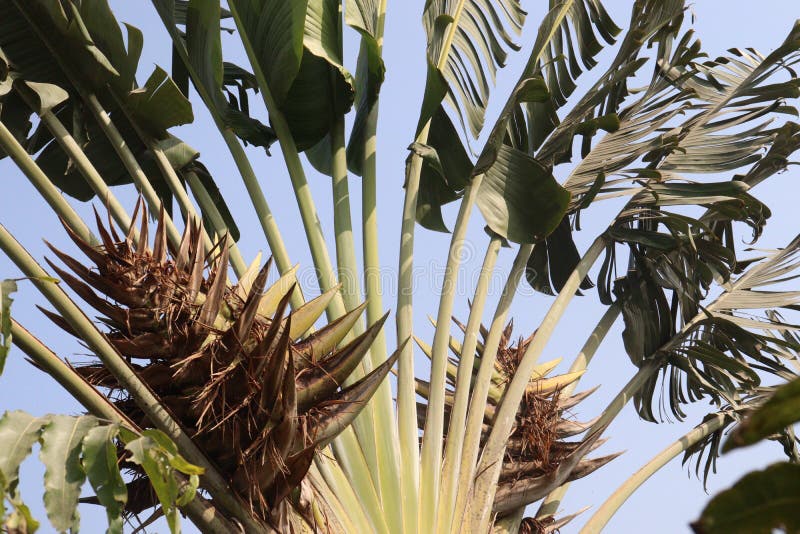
<box><xmin>1</xmin><ymin>1</ymin><xmax>799</xmax><ymax>532</ymax></box>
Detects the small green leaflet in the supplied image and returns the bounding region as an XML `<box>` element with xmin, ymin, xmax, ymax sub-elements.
<box><xmin>0</xmin><ymin>412</ymin><xmax>202</xmax><ymax>534</ymax></box>
<box><xmin>0</xmin><ymin>279</ymin><xmax>17</xmax><ymax>375</ymax></box>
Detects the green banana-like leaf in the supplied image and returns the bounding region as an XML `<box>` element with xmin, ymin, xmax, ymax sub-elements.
<box><xmin>124</xmin><ymin>437</ymin><xmax>179</xmax><ymax>533</ymax></box>
<box><xmin>126</xmin><ymin>66</ymin><xmax>194</xmax><ymax>136</ymax></box>
<box><xmin>522</xmin><ymin>1</ymin><xmax>689</xmax><ymax>296</ymax></box>
<box><xmin>535</xmin><ymin>0</ymin><xmax>683</xmax><ymax>164</ymax></box>
<box><xmin>563</xmin><ymin>21</ymin><xmax>800</xmax><ymax>212</ymax></box>
<box><xmin>630</xmin><ymin>235</ymin><xmax>800</xmax><ymax>424</ymax></box>
<box><xmin>412</xmin><ymin>106</ymin><xmax>473</xmax><ymax>232</ymax></box>
<box><xmin>706</xmin><ymin>234</ymin><xmax>800</xmax><ymax>325</ymax></box>
<box><xmin>150</xmin><ymin>1</ymin><xmax>274</xmax><ymax>149</ymax></box>
<box><xmin>691</xmin><ymin>462</ymin><xmax>800</xmax><ymax>534</ymax></box>
<box><xmin>1</xmin><ymin>0</ymin><xmax>242</xmax><ymax>229</ymax></box>
<box><xmin>14</xmin><ymin>81</ymin><xmax>69</xmax><ymax>115</ymax></box>
<box><xmin>33</xmin><ymin>107</ymin><xmax>196</xmax><ymax>203</ymax></box>
<box><xmin>172</xmin><ymin>0</ymin><xmax>276</xmax><ymax>149</ymax></box>
<box><xmin>412</xmin><ymin>0</ymin><xmax>530</xmax><ymax>229</ymax></box>
<box><xmin>290</xmin><ymin>0</ymin><xmax>355</xmax><ymax>152</ymax></box>
<box><xmin>476</xmin><ymin>144</ymin><xmax>570</xmax><ymax>243</ymax></box>
<box><xmin>228</xmin><ymin>0</ymin><xmax>308</xmax><ymax>105</ymax></box>
<box><xmin>472</xmin><ymin>0</ymin><xmax>622</xmax><ymax>180</ymax></box>
<box><xmin>0</xmin><ymin>1</ymin><xmax>118</xmax><ymax>90</ymax></box>
<box><xmin>79</xmin><ymin>0</ymin><xmax>143</xmax><ymax>96</ymax></box>
<box><xmin>229</xmin><ymin>0</ymin><xmax>354</xmax><ymax>151</ymax></box>
<box><xmin>421</xmin><ymin>0</ymin><xmax>525</xmax><ymax>139</ymax></box>
<box><xmin>344</xmin><ymin>0</ymin><xmax>386</xmax><ymax>175</ymax></box>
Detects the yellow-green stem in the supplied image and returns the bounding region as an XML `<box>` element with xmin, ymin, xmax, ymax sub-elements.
<box><xmin>148</xmin><ymin>1</ymin><xmax>300</xmax><ymax>303</ymax></box>
<box><xmin>0</xmin><ymin>121</ymin><xmax>94</xmax><ymax>246</ymax></box>
<box><xmin>467</xmin><ymin>236</ymin><xmax>606</xmax><ymax>532</ymax></box>
<box><xmin>227</xmin><ymin>3</ymin><xmax>345</xmax><ymax>321</ymax></box>
<box><xmin>17</xmin><ymin>99</ymin><xmax>133</xmax><ymax>239</ymax></box>
<box><xmin>357</xmin><ymin>6</ymin><xmax>403</xmax><ymax>514</ymax></box>
<box><xmin>313</xmin><ymin>454</ymin><xmax>382</xmax><ymax>534</ymax></box>
<box><xmin>580</xmin><ymin>413</ymin><xmax>730</xmax><ymax>534</ymax></box>
<box><xmin>395</xmin><ymin>125</ymin><xmax>427</xmax><ymax>533</ymax></box>
<box><xmin>452</xmin><ymin>244</ymin><xmax>533</xmax><ymax>532</ymax></box>
<box><xmin>10</xmin><ymin>320</ymin><xmax>132</xmax><ymax>426</ymax></box>
<box><xmin>221</xmin><ymin>130</ymin><xmax>304</xmax><ymax>307</ymax></box>
<box><xmin>83</xmin><ymin>93</ymin><xmax>183</xmax><ymax>251</ymax></box>
<box><xmin>437</xmin><ymin>235</ymin><xmax>502</xmax><ymax>532</ymax></box>
<box><xmin>535</xmin><ymin>304</ymin><xmax>621</xmax><ymax>519</ymax></box>
<box><xmin>225</xmin><ymin>6</ymin><xmax>384</xmax><ymax>519</ymax></box>
<box><xmin>396</xmin><ymin>0</ymin><xmax>473</xmax><ymax>520</ymax></box>
<box><xmin>419</xmin><ymin>176</ymin><xmax>483</xmax><ymax>529</ymax></box>
<box><xmin>330</xmin><ymin>112</ymin><xmax>385</xmax><ymax>495</ymax></box>
<box><xmin>183</xmin><ymin>169</ymin><xmax>247</xmax><ymax>271</ymax></box>
<box><xmin>362</xmin><ymin>124</ymin><xmax>405</xmax><ymax>533</ymax></box>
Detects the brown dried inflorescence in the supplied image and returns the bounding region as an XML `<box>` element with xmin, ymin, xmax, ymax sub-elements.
<box><xmin>44</xmin><ymin>203</ymin><xmax>395</xmax><ymax>521</ymax></box>
<box><xmin>519</xmin><ymin>515</ymin><xmax>556</xmax><ymax>534</ymax></box>
<box><xmin>416</xmin><ymin>316</ymin><xmax>619</xmax><ymax>527</ymax></box>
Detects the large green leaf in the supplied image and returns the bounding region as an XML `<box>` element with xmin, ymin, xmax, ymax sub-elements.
<box><xmin>724</xmin><ymin>376</ymin><xmax>800</xmax><ymax>452</ymax></box>
<box><xmin>421</xmin><ymin>0</ymin><xmax>525</xmax><ymax>138</ymax></box>
<box><xmin>125</xmin><ymin>66</ymin><xmax>194</xmax><ymax>138</ymax></box>
<box><xmin>285</xmin><ymin>48</ymin><xmax>354</xmax><ymax>151</ymax></box>
<box><xmin>525</xmin><ymin>217</ymin><xmax>594</xmax><ymax>295</ymax></box>
<box><xmin>344</xmin><ymin>0</ymin><xmax>386</xmax><ymax>175</ymax></box>
<box><xmin>0</xmin><ymin>0</ymin><xmax>244</xmax><ymax>224</ymax></box>
<box><xmin>228</xmin><ymin>0</ymin><xmax>308</xmax><ymax>105</ymax></box>
<box><xmin>289</xmin><ymin>0</ymin><xmax>355</xmax><ymax>152</ymax></box>
<box><xmin>410</xmin><ymin>107</ymin><xmax>472</xmax><ymax>232</ymax></box>
<box><xmin>476</xmin><ymin>144</ymin><xmax>570</xmax><ymax>243</ymax></box>
<box><xmin>78</xmin><ymin>0</ymin><xmax>142</xmax><ymax>93</ymax></box>
<box><xmin>627</xmin><ymin>234</ymin><xmax>800</xmax><ymax>423</ymax></box>
<box><xmin>0</xmin><ymin>1</ymin><xmax>117</xmax><ymax>91</ymax></box>
<box><xmin>0</xmin><ymin>279</ymin><xmax>17</xmax><ymax>374</ymax></box>
<box><xmin>0</xmin><ymin>89</ymin><xmax>33</xmax><ymax>161</ymax></box>
<box><xmin>472</xmin><ymin>0</ymin><xmax>622</xmax><ymax>178</ymax></box>
<box><xmin>39</xmin><ymin>415</ymin><xmax>97</xmax><ymax>532</ymax></box>
<box><xmin>33</xmin><ymin>106</ymin><xmax>195</xmax><ymax>204</ymax></box>
<box><xmin>177</xmin><ymin>0</ymin><xmax>276</xmax><ymax>149</ymax></box>
<box><xmin>535</xmin><ymin>0</ymin><xmax>685</xmax><ymax>165</ymax></box>
<box><xmin>691</xmin><ymin>462</ymin><xmax>800</xmax><ymax>534</ymax></box>
<box><xmin>14</xmin><ymin>81</ymin><xmax>69</xmax><ymax>115</ymax></box>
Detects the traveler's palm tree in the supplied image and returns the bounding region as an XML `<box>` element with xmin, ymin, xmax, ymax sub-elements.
<box><xmin>1</xmin><ymin>0</ymin><xmax>799</xmax><ymax>533</ymax></box>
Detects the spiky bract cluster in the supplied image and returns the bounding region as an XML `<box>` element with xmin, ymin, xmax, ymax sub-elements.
<box><xmin>44</xmin><ymin>204</ymin><xmax>395</xmax><ymax>520</ymax></box>
<box><xmin>416</xmin><ymin>318</ymin><xmax>618</xmax><ymax>526</ymax></box>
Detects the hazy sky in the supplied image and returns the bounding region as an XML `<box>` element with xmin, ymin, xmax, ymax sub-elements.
<box><xmin>1</xmin><ymin>1</ymin><xmax>799</xmax><ymax>533</ymax></box>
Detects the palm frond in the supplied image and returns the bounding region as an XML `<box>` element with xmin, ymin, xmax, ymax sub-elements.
<box><xmin>422</xmin><ymin>0</ymin><xmax>526</xmax><ymax>138</ymax></box>
<box><xmin>631</xmin><ymin>236</ymin><xmax>800</xmax><ymax>422</ymax></box>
